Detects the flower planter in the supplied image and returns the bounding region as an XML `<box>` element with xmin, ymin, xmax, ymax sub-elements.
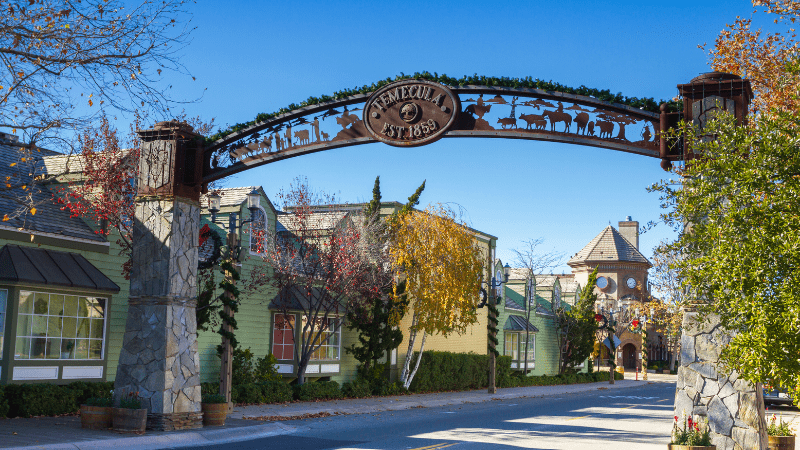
<box><xmin>80</xmin><ymin>405</ymin><xmax>113</xmax><ymax>430</ymax></box>
<box><xmin>112</xmin><ymin>407</ymin><xmax>147</xmax><ymax>433</ymax></box>
<box><xmin>667</xmin><ymin>445</ymin><xmax>715</xmax><ymax>450</ymax></box>
<box><xmin>768</xmin><ymin>435</ymin><xmax>795</xmax><ymax>450</ymax></box>
<box><xmin>201</xmin><ymin>402</ymin><xmax>228</xmax><ymax>427</ymax></box>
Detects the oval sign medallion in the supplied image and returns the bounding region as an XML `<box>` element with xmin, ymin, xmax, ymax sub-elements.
<box><xmin>363</xmin><ymin>79</ymin><xmax>460</xmax><ymax>147</ymax></box>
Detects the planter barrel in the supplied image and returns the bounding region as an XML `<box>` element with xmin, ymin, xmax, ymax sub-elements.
<box><xmin>112</xmin><ymin>407</ymin><xmax>147</xmax><ymax>433</ymax></box>
<box><xmin>80</xmin><ymin>405</ymin><xmax>112</xmax><ymax>430</ymax></box>
<box><xmin>201</xmin><ymin>403</ymin><xmax>227</xmax><ymax>426</ymax></box>
<box><xmin>768</xmin><ymin>435</ymin><xmax>795</xmax><ymax>450</ymax></box>
<box><xmin>667</xmin><ymin>445</ymin><xmax>715</xmax><ymax>450</ymax></box>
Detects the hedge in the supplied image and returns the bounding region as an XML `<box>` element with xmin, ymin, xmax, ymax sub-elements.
<box><xmin>407</xmin><ymin>351</ymin><xmax>513</xmax><ymax>392</ymax></box>
<box><xmin>293</xmin><ymin>380</ymin><xmax>342</xmax><ymax>401</ymax></box>
<box><xmin>0</xmin><ymin>381</ymin><xmax>113</xmax><ymax>418</ymax></box>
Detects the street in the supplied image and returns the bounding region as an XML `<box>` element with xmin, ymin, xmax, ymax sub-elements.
<box><xmin>176</xmin><ymin>382</ymin><xmax>676</xmax><ymax>450</ymax></box>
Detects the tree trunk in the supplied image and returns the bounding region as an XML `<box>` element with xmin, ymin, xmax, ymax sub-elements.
<box><xmin>403</xmin><ymin>331</ymin><xmax>426</xmax><ymax>390</ymax></box>
<box><xmin>400</xmin><ymin>314</ymin><xmax>419</xmax><ymax>386</ymax></box>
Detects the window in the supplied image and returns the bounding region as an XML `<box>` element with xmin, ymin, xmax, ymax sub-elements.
<box><xmin>15</xmin><ymin>290</ymin><xmax>106</xmax><ymax>360</ymax></box>
<box><xmin>0</xmin><ymin>289</ymin><xmax>6</xmax><ymax>359</ymax></box>
<box><xmin>303</xmin><ymin>316</ymin><xmax>341</xmax><ymax>361</ymax></box>
<box><xmin>553</xmin><ymin>284</ymin><xmax>561</xmax><ymax>309</ymax></box>
<box><xmin>272</xmin><ymin>314</ymin><xmax>295</xmax><ymax>360</ymax></box>
<box><xmin>504</xmin><ymin>332</ymin><xmax>535</xmax><ymax>362</ymax></box>
<box><xmin>249</xmin><ymin>207</ymin><xmax>268</xmax><ymax>254</ymax></box>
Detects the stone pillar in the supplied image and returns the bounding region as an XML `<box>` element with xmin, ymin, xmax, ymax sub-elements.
<box><xmin>114</xmin><ymin>121</ymin><xmax>205</xmax><ymax>431</ymax></box>
<box><xmin>675</xmin><ymin>311</ymin><xmax>767</xmax><ymax>450</ymax></box>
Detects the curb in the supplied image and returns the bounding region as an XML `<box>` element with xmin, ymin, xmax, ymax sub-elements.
<box><xmin>5</xmin><ymin>422</ymin><xmax>299</xmax><ymax>450</ymax></box>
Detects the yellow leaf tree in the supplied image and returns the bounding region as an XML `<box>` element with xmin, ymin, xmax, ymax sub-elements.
<box><xmin>704</xmin><ymin>0</ymin><xmax>800</xmax><ymax>115</ymax></box>
<box><xmin>390</xmin><ymin>203</ymin><xmax>485</xmax><ymax>389</ymax></box>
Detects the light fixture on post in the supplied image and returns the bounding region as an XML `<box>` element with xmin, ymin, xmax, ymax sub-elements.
<box><xmin>205</xmin><ymin>188</ymin><xmax>263</xmax><ymax>411</ymax></box>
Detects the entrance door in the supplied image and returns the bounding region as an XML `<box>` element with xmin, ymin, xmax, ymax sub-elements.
<box><xmin>622</xmin><ymin>343</ymin><xmax>637</xmax><ymax>370</ymax></box>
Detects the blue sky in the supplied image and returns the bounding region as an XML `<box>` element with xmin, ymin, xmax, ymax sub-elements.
<box><xmin>158</xmin><ymin>0</ymin><xmax>756</xmax><ymax>272</ymax></box>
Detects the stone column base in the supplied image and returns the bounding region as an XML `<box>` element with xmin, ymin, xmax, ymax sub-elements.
<box><xmin>146</xmin><ymin>412</ymin><xmax>203</xmax><ymax>431</ymax></box>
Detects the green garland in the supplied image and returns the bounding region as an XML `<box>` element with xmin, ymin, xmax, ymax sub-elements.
<box><xmin>198</xmin><ymin>227</ymin><xmax>223</xmax><ymax>270</ymax></box>
<box><xmin>216</xmin><ymin>258</ymin><xmax>241</xmax><ymax>354</ymax></box>
<box><xmin>487</xmin><ymin>301</ymin><xmax>500</xmax><ymax>357</ymax></box>
<box><xmin>206</xmin><ymin>72</ymin><xmax>682</xmax><ymax>144</ymax></box>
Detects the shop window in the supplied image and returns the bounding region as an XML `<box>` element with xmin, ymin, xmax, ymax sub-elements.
<box><xmin>303</xmin><ymin>316</ymin><xmax>341</xmax><ymax>361</ymax></box>
<box><xmin>272</xmin><ymin>314</ymin><xmax>295</xmax><ymax>360</ymax></box>
<box><xmin>15</xmin><ymin>290</ymin><xmax>106</xmax><ymax>360</ymax></box>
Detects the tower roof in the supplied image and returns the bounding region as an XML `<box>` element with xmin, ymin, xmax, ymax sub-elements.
<box><xmin>567</xmin><ymin>225</ymin><xmax>650</xmax><ymax>266</ymax></box>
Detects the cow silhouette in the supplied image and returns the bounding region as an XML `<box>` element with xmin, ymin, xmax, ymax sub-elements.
<box><xmin>574</xmin><ymin>112</ymin><xmax>590</xmax><ymax>135</ymax></box>
<box><xmin>465</xmin><ymin>103</ymin><xmax>492</xmax><ymax>118</ymax></box>
<box><xmin>587</xmin><ymin>121</ymin><xmax>595</xmax><ymax>136</ymax></box>
<box><xmin>543</xmin><ymin>110</ymin><xmax>572</xmax><ymax>132</ymax></box>
<box><xmin>595</xmin><ymin>120</ymin><xmax>614</xmax><ymax>138</ymax></box>
<box><xmin>294</xmin><ymin>129</ymin><xmax>310</xmax><ymax>145</ymax></box>
<box><xmin>497</xmin><ymin>117</ymin><xmax>517</xmax><ymax>129</ymax></box>
<box><xmin>519</xmin><ymin>113</ymin><xmax>547</xmax><ymax>130</ymax></box>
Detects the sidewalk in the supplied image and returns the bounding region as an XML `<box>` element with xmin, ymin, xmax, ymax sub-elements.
<box><xmin>0</xmin><ymin>376</ymin><xmax>667</xmax><ymax>450</ymax></box>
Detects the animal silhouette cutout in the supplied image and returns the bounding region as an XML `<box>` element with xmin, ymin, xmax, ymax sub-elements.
<box><xmin>543</xmin><ymin>110</ymin><xmax>572</xmax><ymax>132</ymax></box>
<box><xmin>465</xmin><ymin>103</ymin><xmax>492</xmax><ymax>118</ymax></box>
<box><xmin>595</xmin><ymin>120</ymin><xmax>614</xmax><ymax>138</ymax></box>
<box><xmin>497</xmin><ymin>117</ymin><xmax>517</xmax><ymax>129</ymax></box>
<box><xmin>294</xmin><ymin>129</ymin><xmax>310</xmax><ymax>145</ymax></box>
<box><xmin>574</xmin><ymin>112</ymin><xmax>590</xmax><ymax>135</ymax></box>
<box><xmin>587</xmin><ymin>121</ymin><xmax>595</xmax><ymax>136</ymax></box>
<box><xmin>321</xmin><ymin>131</ymin><xmax>330</xmax><ymax>141</ymax></box>
<box><xmin>519</xmin><ymin>113</ymin><xmax>547</xmax><ymax>130</ymax></box>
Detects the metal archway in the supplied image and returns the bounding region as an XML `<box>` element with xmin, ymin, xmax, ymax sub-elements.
<box><xmin>202</xmin><ymin>80</ymin><xmax>666</xmax><ymax>184</ymax></box>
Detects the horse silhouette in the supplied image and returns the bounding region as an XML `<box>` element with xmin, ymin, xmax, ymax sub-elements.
<box><xmin>543</xmin><ymin>110</ymin><xmax>572</xmax><ymax>132</ymax></box>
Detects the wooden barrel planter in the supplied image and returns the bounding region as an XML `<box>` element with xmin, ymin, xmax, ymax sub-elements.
<box><xmin>202</xmin><ymin>403</ymin><xmax>228</xmax><ymax>427</ymax></box>
<box><xmin>768</xmin><ymin>435</ymin><xmax>795</xmax><ymax>450</ymax></box>
<box><xmin>112</xmin><ymin>408</ymin><xmax>147</xmax><ymax>433</ymax></box>
<box><xmin>80</xmin><ymin>405</ymin><xmax>112</xmax><ymax>430</ymax></box>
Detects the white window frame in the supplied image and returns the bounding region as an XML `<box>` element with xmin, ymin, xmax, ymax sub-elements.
<box><xmin>249</xmin><ymin>206</ymin><xmax>268</xmax><ymax>255</ymax></box>
<box><xmin>303</xmin><ymin>316</ymin><xmax>341</xmax><ymax>361</ymax></box>
<box><xmin>15</xmin><ymin>289</ymin><xmax>107</xmax><ymax>361</ymax></box>
<box><xmin>505</xmin><ymin>332</ymin><xmax>535</xmax><ymax>363</ymax></box>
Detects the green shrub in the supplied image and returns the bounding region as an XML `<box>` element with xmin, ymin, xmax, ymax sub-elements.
<box><xmin>68</xmin><ymin>381</ymin><xmax>114</xmax><ymax>406</ymax></box>
<box><xmin>232</xmin><ymin>348</ymin><xmax>256</xmax><ymax>386</ymax></box>
<box><xmin>259</xmin><ymin>380</ymin><xmax>293</xmax><ymax>403</ymax></box>
<box><xmin>254</xmin><ymin>354</ymin><xmax>282</xmax><ymax>382</ymax></box>
<box><xmin>200</xmin><ymin>382</ymin><xmax>218</xmax><ymax>397</ymax></box>
<box><xmin>408</xmin><ymin>351</ymin><xmax>491</xmax><ymax>392</ymax></box>
<box><xmin>4</xmin><ymin>384</ymin><xmax>80</xmax><ymax>417</ymax></box>
<box><xmin>232</xmin><ymin>383</ymin><xmax>262</xmax><ymax>404</ymax></box>
<box><xmin>202</xmin><ymin>393</ymin><xmax>227</xmax><ymax>404</ymax></box>
<box><xmin>342</xmin><ymin>379</ymin><xmax>372</xmax><ymax>398</ymax></box>
<box><xmin>0</xmin><ymin>386</ymin><xmax>8</xmax><ymax>418</ymax></box>
<box><xmin>84</xmin><ymin>397</ymin><xmax>114</xmax><ymax>407</ymax></box>
<box><xmin>293</xmin><ymin>380</ymin><xmax>342</xmax><ymax>401</ymax></box>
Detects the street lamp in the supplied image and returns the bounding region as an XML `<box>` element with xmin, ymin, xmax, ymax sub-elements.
<box><xmin>477</xmin><ymin>263</ymin><xmax>510</xmax><ymax>308</ymax></box>
<box><xmin>206</xmin><ymin>188</ymin><xmax>262</xmax><ymax>410</ymax></box>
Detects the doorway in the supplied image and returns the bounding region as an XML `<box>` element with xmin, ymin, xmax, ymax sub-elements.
<box><xmin>622</xmin><ymin>343</ymin><xmax>637</xmax><ymax>370</ymax></box>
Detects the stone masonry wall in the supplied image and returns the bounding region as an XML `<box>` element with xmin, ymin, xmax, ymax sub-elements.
<box><xmin>115</xmin><ymin>197</ymin><xmax>202</xmax><ymax>430</ymax></box>
<box><xmin>675</xmin><ymin>311</ymin><xmax>767</xmax><ymax>450</ymax></box>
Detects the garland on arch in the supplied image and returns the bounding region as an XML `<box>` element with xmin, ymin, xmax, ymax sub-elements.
<box><xmin>206</xmin><ymin>72</ymin><xmax>682</xmax><ymax>144</ymax></box>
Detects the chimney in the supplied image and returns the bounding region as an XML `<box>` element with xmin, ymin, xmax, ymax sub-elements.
<box><xmin>618</xmin><ymin>216</ymin><xmax>639</xmax><ymax>249</ymax></box>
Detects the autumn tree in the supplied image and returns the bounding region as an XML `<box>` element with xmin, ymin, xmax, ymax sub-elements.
<box><xmin>390</xmin><ymin>203</ymin><xmax>485</xmax><ymax>389</ymax></box>
<box><xmin>248</xmin><ymin>177</ymin><xmax>390</xmax><ymax>385</ymax></box>
<box><xmin>704</xmin><ymin>0</ymin><xmax>800</xmax><ymax>115</ymax></box>
<box><xmin>511</xmin><ymin>238</ymin><xmax>562</xmax><ymax>372</ymax></box>
<box><xmin>345</xmin><ymin>176</ymin><xmax>424</xmax><ymax>382</ymax></box>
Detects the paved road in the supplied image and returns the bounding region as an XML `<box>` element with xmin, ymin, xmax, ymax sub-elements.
<box><xmin>173</xmin><ymin>382</ymin><xmax>677</xmax><ymax>450</ymax></box>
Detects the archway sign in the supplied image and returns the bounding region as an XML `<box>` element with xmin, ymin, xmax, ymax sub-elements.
<box><xmin>118</xmin><ymin>74</ymin><xmax>761</xmax><ymax>445</ymax></box>
<box><xmin>202</xmin><ymin>79</ymin><xmax>667</xmax><ymax>183</ymax></box>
